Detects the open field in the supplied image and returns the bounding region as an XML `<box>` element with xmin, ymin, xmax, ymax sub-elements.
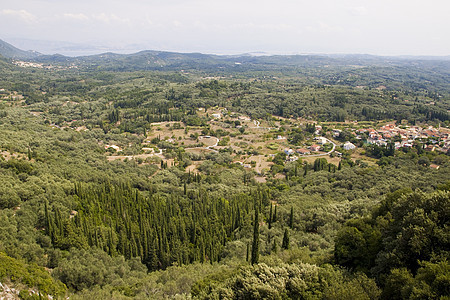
<box><xmin>103</xmin><ymin>108</ymin><xmax>401</xmax><ymax>181</ymax></box>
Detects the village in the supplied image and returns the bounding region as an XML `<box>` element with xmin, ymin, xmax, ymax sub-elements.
<box><xmin>102</xmin><ymin>107</ymin><xmax>449</xmax><ymax>179</ymax></box>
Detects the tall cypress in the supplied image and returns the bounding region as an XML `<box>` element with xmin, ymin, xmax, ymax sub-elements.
<box><xmin>289</xmin><ymin>206</ymin><xmax>294</xmax><ymax>229</ymax></box>
<box><xmin>251</xmin><ymin>210</ymin><xmax>259</xmax><ymax>265</ymax></box>
<box><xmin>273</xmin><ymin>205</ymin><xmax>277</xmax><ymax>223</ymax></box>
<box><xmin>271</xmin><ymin>238</ymin><xmax>278</xmax><ymax>253</ymax></box>
<box><xmin>268</xmin><ymin>205</ymin><xmax>273</xmax><ymax>229</ymax></box>
<box><xmin>246</xmin><ymin>242</ymin><xmax>250</xmax><ymax>262</ymax></box>
<box><xmin>282</xmin><ymin>228</ymin><xmax>290</xmax><ymax>250</ymax></box>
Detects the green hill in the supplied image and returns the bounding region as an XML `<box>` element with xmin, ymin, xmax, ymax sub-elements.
<box><xmin>0</xmin><ymin>39</ymin><xmax>41</xmax><ymax>59</ymax></box>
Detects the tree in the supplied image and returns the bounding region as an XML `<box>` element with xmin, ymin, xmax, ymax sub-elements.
<box><xmin>272</xmin><ymin>205</ymin><xmax>277</xmax><ymax>223</ymax></box>
<box><xmin>268</xmin><ymin>205</ymin><xmax>273</xmax><ymax>229</ymax></box>
<box><xmin>418</xmin><ymin>156</ymin><xmax>430</xmax><ymax>167</ymax></box>
<box><xmin>251</xmin><ymin>210</ymin><xmax>260</xmax><ymax>265</ymax></box>
<box><xmin>289</xmin><ymin>207</ymin><xmax>294</xmax><ymax>229</ymax></box>
<box><xmin>282</xmin><ymin>228</ymin><xmax>290</xmax><ymax>250</ymax></box>
<box><xmin>271</xmin><ymin>239</ymin><xmax>278</xmax><ymax>254</ymax></box>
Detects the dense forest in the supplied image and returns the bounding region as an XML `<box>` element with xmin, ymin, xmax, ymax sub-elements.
<box><xmin>0</xmin><ymin>46</ymin><xmax>449</xmax><ymax>299</ymax></box>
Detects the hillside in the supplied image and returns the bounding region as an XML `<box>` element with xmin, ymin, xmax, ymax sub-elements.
<box><xmin>0</xmin><ymin>39</ymin><xmax>446</xmax><ymax>94</ymax></box>
<box><xmin>0</xmin><ymin>39</ymin><xmax>41</xmax><ymax>59</ymax></box>
<box><xmin>0</xmin><ymin>39</ymin><xmax>448</xmax><ymax>299</ymax></box>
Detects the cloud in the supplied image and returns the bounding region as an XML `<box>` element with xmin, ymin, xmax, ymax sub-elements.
<box><xmin>0</xmin><ymin>9</ymin><xmax>37</xmax><ymax>23</ymax></box>
<box><xmin>92</xmin><ymin>13</ymin><xmax>130</xmax><ymax>24</ymax></box>
<box><xmin>63</xmin><ymin>13</ymin><xmax>89</xmax><ymax>21</ymax></box>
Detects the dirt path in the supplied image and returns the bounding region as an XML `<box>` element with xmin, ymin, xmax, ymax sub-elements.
<box><xmin>302</xmin><ymin>137</ymin><xmax>336</xmax><ymax>157</ymax></box>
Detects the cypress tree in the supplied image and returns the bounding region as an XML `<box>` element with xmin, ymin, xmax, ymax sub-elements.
<box><xmin>282</xmin><ymin>228</ymin><xmax>290</xmax><ymax>250</ymax></box>
<box><xmin>268</xmin><ymin>205</ymin><xmax>273</xmax><ymax>229</ymax></box>
<box><xmin>289</xmin><ymin>206</ymin><xmax>294</xmax><ymax>229</ymax></box>
<box><xmin>271</xmin><ymin>238</ymin><xmax>278</xmax><ymax>253</ymax></box>
<box><xmin>251</xmin><ymin>210</ymin><xmax>259</xmax><ymax>265</ymax></box>
<box><xmin>273</xmin><ymin>205</ymin><xmax>277</xmax><ymax>223</ymax></box>
<box><xmin>246</xmin><ymin>242</ymin><xmax>250</xmax><ymax>262</ymax></box>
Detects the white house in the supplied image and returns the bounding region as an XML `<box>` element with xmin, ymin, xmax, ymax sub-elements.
<box><xmin>315</xmin><ymin>137</ymin><xmax>327</xmax><ymax>145</ymax></box>
<box><xmin>333</xmin><ymin>129</ymin><xmax>342</xmax><ymax>137</ymax></box>
<box><xmin>284</xmin><ymin>149</ymin><xmax>294</xmax><ymax>155</ymax></box>
<box><xmin>343</xmin><ymin>141</ymin><xmax>356</xmax><ymax>150</ymax></box>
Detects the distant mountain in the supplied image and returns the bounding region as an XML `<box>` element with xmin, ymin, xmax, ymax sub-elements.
<box><xmin>0</xmin><ymin>39</ymin><xmax>41</xmax><ymax>59</ymax></box>
<box><xmin>1</xmin><ymin>38</ymin><xmax>449</xmax><ymax>76</ymax></box>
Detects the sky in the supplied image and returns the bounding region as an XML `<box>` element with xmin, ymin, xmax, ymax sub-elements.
<box><xmin>1</xmin><ymin>0</ymin><xmax>449</xmax><ymax>56</ymax></box>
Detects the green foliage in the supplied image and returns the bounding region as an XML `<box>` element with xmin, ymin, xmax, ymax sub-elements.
<box><xmin>53</xmin><ymin>248</ymin><xmax>147</xmax><ymax>293</ymax></box>
<box><xmin>335</xmin><ymin>190</ymin><xmax>450</xmax><ymax>288</ymax></box>
<box><xmin>282</xmin><ymin>228</ymin><xmax>290</xmax><ymax>250</ymax></box>
<box><xmin>194</xmin><ymin>262</ymin><xmax>381</xmax><ymax>299</ymax></box>
<box><xmin>0</xmin><ymin>50</ymin><xmax>449</xmax><ymax>298</ymax></box>
<box><xmin>251</xmin><ymin>210</ymin><xmax>260</xmax><ymax>265</ymax></box>
<box><xmin>0</xmin><ymin>252</ymin><xmax>67</xmax><ymax>297</ymax></box>
<box><xmin>44</xmin><ymin>182</ymin><xmax>266</xmax><ymax>270</ymax></box>
<box><xmin>383</xmin><ymin>260</ymin><xmax>450</xmax><ymax>300</ymax></box>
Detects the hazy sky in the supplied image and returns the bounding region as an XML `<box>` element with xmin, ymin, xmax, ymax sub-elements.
<box><xmin>1</xmin><ymin>0</ymin><xmax>449</xmax><ymax>56</ymax></box>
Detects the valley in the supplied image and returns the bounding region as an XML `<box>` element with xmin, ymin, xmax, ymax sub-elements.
<box><xmin>0</xmin><ymin>39</ymin><xmax>448</xmax><ymax>299</ymax></box>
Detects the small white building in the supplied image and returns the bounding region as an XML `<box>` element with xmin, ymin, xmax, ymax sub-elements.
<box><xmin>315</xmin><ymin>137</ymin><xmax>328</xmax><ymax>145</ymax></box>
<box><xmin>284</xmin><ymin>149</ymin><xmax>294</xmax><ymax>155</ymax></box>
<box><xmin>287</xmin><ymin>155</ymin><xmax>299</xmax><ymax>162</ymax></box>
<box><xmin>333</xmin><ymin>129</ymin><xmax>342</xmax><ymax>137</ymax></box>
<box><xmin>343</xmin><ymin>141</ymin><xmax>356</xmax><ymax>151</ymax></box>
<box><xmin>238</xmin><ymin>116</ymin><xmax>251</xmax><ymax>121</ymax></box>
<box><xmin>212</xmin><ymin>113</ymin><xmax>221</xmax><ymax>119</ymax></box>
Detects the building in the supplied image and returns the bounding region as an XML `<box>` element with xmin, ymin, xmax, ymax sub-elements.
<box><xmin>296</xmin><ymin>148</ymin><xmax>310</xmax><ymax>155</ymax></box>
<box><xmin>310</xmin><ymin>144</ymin><xmax>321</xmax><ymax>152</ymax></box>
<box><xmin>287</xmin><ymin>155</ymin><xmax>299</xmax><ymax>162</ymax></box>
<box><xmin>238</xmin><ymin>116</ymin><xmax>251</xmax><ymax>121</ymax></box>
<box><xmin>332</xmin><ymin>129</ymin><xmax>342</xmax><ymax>137</ymax></box>
<box><xmin>315</xmin><ymin>137</ymin><xmax>327</xmax><ymax>145</ymax></box>
<box><xmin>284</xmin><ymin>149</ymin><xmax>294</xmax><ymax>155</ymax></box>
<box><xmin>343</xmin><ymin>141</ymin><xmax>356</xmax><ymax>151</ymax></box>
<box><xmin>425</xmin><ymin>145</ymin><xmax>436</xmax><ymax>152</ymax></box>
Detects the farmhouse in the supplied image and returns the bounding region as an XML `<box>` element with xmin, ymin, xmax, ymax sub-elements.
<box><xmin>284</xmin><ymin>149</ymin><xmax>294</xmax><ymax>155</ymax></box>
<box><xmin>296</xmin><ymin>148</ymin><xmax>310</xmax><ymax>155</ymax></box>
<box><xmin>310</xmin><ymin>144</ymin><xmax>321</xmax><ymax>152</ymax></box>
<box><xmin>343</xmin><ymin>141</ymin><xmax>356</xmax><ymax>151</ymax></box>
<box><xmin>314</xmin><ymin>137</ymin><xmax>327</xmax><ymax>145</ymax></box>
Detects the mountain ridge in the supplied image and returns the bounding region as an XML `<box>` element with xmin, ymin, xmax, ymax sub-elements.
<box><xmin>0</xmin><ymin>39</ymin><xmax>42</xmax><ymax>59</ymax></box>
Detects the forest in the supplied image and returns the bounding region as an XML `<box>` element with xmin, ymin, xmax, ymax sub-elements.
<box><xmin>0</xmin><ymin>49</ymin><xmax>449</xmax><ymax>299</ymax></box>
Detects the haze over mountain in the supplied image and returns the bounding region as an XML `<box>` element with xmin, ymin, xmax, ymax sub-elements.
<box><xmin>2</xmin><ymin>38</ymin><xmax>450</xmax><ymax>64</ymax></box>
<box><xmin>0</xmin><ymin>38</ymin><xmax>41</xmax><ymax>59</ymax></box>
<box><xmin>1</xmin><ymin>0</ymin><xmax>449</xmax><ymax>56</ymax></box>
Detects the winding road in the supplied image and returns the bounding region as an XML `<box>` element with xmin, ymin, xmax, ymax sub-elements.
<box><xmin>305</xmin><ymin>137</ymin><xmax>336</xmax><ymax>157</ymax></box>
<box><xmin>204</xmin><ymin>136</ymin><xmax>219</xmax><ymax>152</ymax></box>
<box><xmin>184</xmin><ymin>136</ymin><xmax>219</xmax><ymax>153</ymax></box>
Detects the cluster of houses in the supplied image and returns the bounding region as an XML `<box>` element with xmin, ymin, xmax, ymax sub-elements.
<box><xmin>353</xmin><ymin>123</ymin><xmax>449</xmax><ymax>153</ymax></box>
<box><xmin>13</xmin><ymin>60</ymin><xmax>78</xmax><ymax>70</ymax></box>
<box><xmin>284</xmin><ymin>145</ymin><xmax>320</xmax><ymax>157</ymax></box>
<box><xmin>283</xmin><ymin>136</ymin><xmax>331</xmax><ymax>161</ymax></box>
